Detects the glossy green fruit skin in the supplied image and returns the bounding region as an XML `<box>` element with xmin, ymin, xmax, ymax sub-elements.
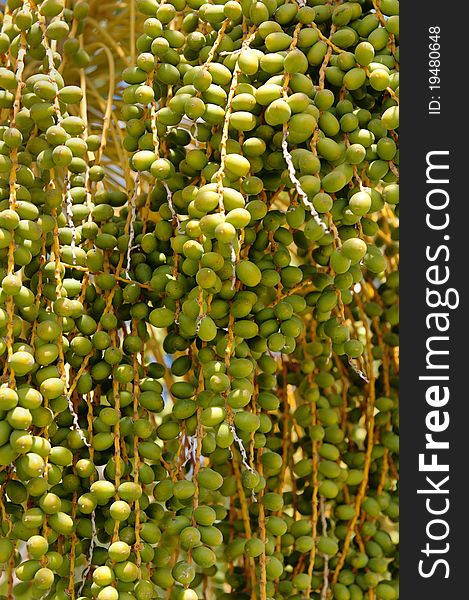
<box><xmin>0</xmin><ymin>1</ymin><xmax>399</xmax><ymax>597</ymax></box>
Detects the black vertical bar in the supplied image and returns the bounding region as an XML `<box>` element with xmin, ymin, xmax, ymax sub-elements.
<box><xmin>401</xmin><ymin>2</ymin><xmax>468</xmax><ymax>597</ymax></box>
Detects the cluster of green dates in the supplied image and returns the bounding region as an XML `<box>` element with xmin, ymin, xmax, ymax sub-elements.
<box><xmin>0</xmin><ymin>0</ymin><xmax>399</xmax><ymax>599</ymax></box>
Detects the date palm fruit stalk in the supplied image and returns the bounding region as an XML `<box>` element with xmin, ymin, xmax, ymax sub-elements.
<box><xmin>0</xmin><ymin>0</ymin><xmax>399</xmax><ymax>599</ymax></box>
